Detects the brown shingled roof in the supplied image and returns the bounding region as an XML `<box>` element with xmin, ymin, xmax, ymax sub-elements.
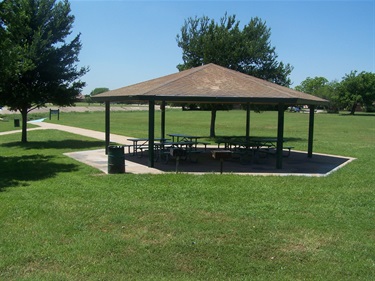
<box><xmin>93</xmin><ymin>63</ymin><xmax>328</xmax><ymax>105</ymax></box>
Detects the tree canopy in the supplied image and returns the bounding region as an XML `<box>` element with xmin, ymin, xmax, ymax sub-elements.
<box><xmin>90</xmin><ymin>88</ymin><xmax>109</xmax><ymax>96</ymax></box>
<box><xmin>338</xmin><ymin>71</ymin><xmax>375</xmax><ymax>114</ymax></box>
<box><xmin>0</xmin><ymin>0</ymin><xmax>88</xmax><ymax>142</ymax></box>
<box><xmin>295</xmin><ymin>77</ymin><xmax>340</xmax><ymax>113</ymax></box>
<box><xmin>295</xmin><ymin>77</ymin><xmax>329</xmax><ymax>95</ymax></box>
<box><xmin>296</xmin><ymin>72</ymin><xmax>375</xmax><ymax>114</ymax></box>
<box><xmin>176</xmin><ymin>13</ymin><xmax>293</xmax><ymax>87</ymax></box>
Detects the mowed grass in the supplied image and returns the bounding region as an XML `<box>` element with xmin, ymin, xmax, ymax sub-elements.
<box><xmin>0</xmin><ymin>110</ymin><xmax>374</xmax><ymax>280</ymax></box>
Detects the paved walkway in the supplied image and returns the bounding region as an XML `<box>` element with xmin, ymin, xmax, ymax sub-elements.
<box><xmin>33</xmin><ymin>121</ymin><xmax>135</xmax><ymax>145</ymax></box>
<box><xmin>0</xmin><ymin>127</ymin><xmax>44</xmax><ymax>136</ymax></box>
<box><xmin>1</xmin><ymin>120</ymin><xmax>134</xmax><ymax>145</ymax></box>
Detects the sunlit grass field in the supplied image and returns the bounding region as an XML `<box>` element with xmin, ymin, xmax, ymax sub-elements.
<box><xmin>0</xmin><ymin>109</ymin><xmax>374</xmax><ymax>280</ymax></box>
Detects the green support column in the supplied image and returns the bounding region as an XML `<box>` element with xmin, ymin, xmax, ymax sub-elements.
<box><xmin>308</xmin><ymin>105</ymin><xmax>315</xmax><ymax>158</ymax></box>
<box><xmin>105</xmin><ymin>101</ymin><xmax>110</xmax><ymax>155</ymax></box>
<box><xmin>148</xmin><ymin>100</ymin><xmax>155</xmax><ymax>167</ymax></box>
<box><xmin>246</xmin><ymin>102</ymin><xmax>250</xmax><ymax>141</ymax></box>
<box><xmin>161</xmin><ymin>101</ymin><xmax>166</xmax><ymax>140</ymax></box>
<box><xmin>276</xmin><ymin>103</ymin><xmax>285</xmax><ymax>169</ymax></box>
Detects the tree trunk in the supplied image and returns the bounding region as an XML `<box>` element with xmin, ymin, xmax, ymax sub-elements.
<box><xmin>20</xmin><ymin>108</ymin><xmax>28</xmax><ymax>143</ymax></box>
<box><xmin>210</xmin><ymin>107</ymin><xmax>217</xmax><ymax>138</ymax></box>
<box><xmin>350</xmin><ymin>102</ymin><xmax>357</xmax><ymax>115</ymax></box>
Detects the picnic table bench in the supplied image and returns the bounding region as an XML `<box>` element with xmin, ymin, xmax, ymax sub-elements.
<box><xmin>215</xmin><ymin>137</ymin><xmax>294</xmax><ymax>163</ymax></box>
<box><xmin>258</xmin><ymin>146</ymin><xmax>294</xmax><ymax>157</ymax></box>
<box><xmin>127</xmin><ymin>138</ymin><xmax>169</xmax><ymax>157</ymax></box>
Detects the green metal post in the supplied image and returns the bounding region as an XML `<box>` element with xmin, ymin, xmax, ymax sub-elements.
<box><xmin>105</xmin><ymin>101</ymin><xmax>110</xmax><ymax>155</ymax></box>
<box><xmin>308</xmin><ymin>105</ymin><xmax>315</xmax><ymax>158</ymax></box>
<box><xmin>246</xmin><ymin>102</ymin><xmax>250</xmax><ymax>141</ymax></box>
<box><xmin>276</xmin><ymin>103</ymin><xmax>285</xmax><ymax>169</ymax></box>
<box><xmin>161</xmin><ymin>101</ymin><xmax>166</xmax><ymax>140</ymax></box>
<box><xmin>148</xmin><ymin>100</ymin><xmax>155</xmax><ymax>167</ymax></box>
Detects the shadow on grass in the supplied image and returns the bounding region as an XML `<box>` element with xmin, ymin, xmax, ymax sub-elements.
<box><xmin>0</xmin><ymin>139</ymin><xmax>103</xmax><ymax>191</ymax></box>
<box><xmin>2</xmin><ymin>139</ymin><xmax>104</xmax><ymax>150</ymax></box>
<box><xmin>0</xmin><ymin>154</ymin><xmax>79</xmax><ymax>191</ymax></box>
<box><xmin>339</xmin><ymin>113</ymin><xmax>375</xmax><ymax>117</ymax></box>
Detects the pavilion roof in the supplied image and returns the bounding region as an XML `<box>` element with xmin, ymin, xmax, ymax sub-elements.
<box><xmin>93</xmin><ymin>63</ymin><xmax>328</xmax><ymax>105</ymax></box>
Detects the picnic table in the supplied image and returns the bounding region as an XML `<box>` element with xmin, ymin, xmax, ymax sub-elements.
<box><xmin>167</xmin><ymin>133</ymin><xmax>201</xmax><ymax>142</ymax></box>
<box><xmin>216</xmin><ymin>137</ymin><xmax>278</xmax><ymax>149</ymax></box>
<box><xmin>163</xmin><ymin>140</ymin><xmax>196</xmax><ymax>148</ymax></box>
<box><xmin>161</xmin><ymin>141</ymin><xmax>200</xmax><ymax>163</ymax></box>
<box><xmin>127</xmin><ymin>138</ymin><xmax>169</xmax><ymax>157</ymax></box>
<box><xmin>167</xmin><ymin>133</ymin><xmax>210</xmax><ymax>150</ymax></box>
<box><xmin>160</xmin><ymin>136</ymin><xmax>212</xmax><ymax>163</ymax></box>
<box><xmin>215</xmin><ymin>137</ymin><xmax>293</xmax><ymax>163</ymax></box>
<box><xmin>230</xmin><ymin>138</ymin><xmax>278</xmax><ymax>149</ymax></box>
<box><xmin>126</xmin><ymin>137</ymin><xmax>201</xmax><ymax>163</ymax></box>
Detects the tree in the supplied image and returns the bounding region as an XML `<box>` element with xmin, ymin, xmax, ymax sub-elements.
<box><xmin>295</xmin><ymin>77</ymin><xmax>329</xmax><ymax>95</ymax></box>
<box><xmin>295</xmin><ymin>77</ymin><xmax>341</xmax><ymax>113</ymax></box>
<box><xmin>200</xmin><ymin>103</ymin><xmax>233</xmax><ymax>137</ymax></box>
<box><xmin>177</xmin><ymin>14</ymin><xmax>293</xmax><ymax>86</ymax></box>
<box><xmin>90</xmin><ymin>87</ymin><xmax>109</xmax><ymax>96</ymax></box>
<box><xmin>338</xmin><ymin>71</ymin><xmax>375</xmax><ymax>114</ymax></box>
<box><xmin>0</xmin><ymin>1</ymin><xmax>19</xmax><ymax>98</ymax></box>
<box><xmin>84</xmin><ymin>87</ymin><xmax>109</xmax><ymax>104</ymax></box>
<box><xmin>0</xmin><ymin>0</ymin><xmax>88</xmax><ymax>142</ymax></box>
<box><xmin>176</xmin><ymin>13</ymin><xmax>293</xmax><ymax>137</ymax></box>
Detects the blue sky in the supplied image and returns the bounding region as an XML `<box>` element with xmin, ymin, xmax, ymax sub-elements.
<box><xmin>69</xmin><ymin>0</ymin><xmax>375</xmax><ymax>94</ymax></box>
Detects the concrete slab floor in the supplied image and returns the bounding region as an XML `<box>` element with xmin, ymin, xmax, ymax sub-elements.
<box><xmin>64</xmin><ymin>149</ymin><xmax>355</xmax><ymax>177</ymax></box>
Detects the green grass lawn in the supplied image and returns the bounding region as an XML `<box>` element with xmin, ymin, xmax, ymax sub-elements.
<box><xmin>0</xmin><ymin>110</ymin><xmax>374</xmax><ymax>280</ymax></box>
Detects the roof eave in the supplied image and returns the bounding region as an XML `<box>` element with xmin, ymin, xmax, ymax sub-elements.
<box><xmin>92</xmin><ymin>95</ymin><xmax>329</xmax><ymax>105</ymax></box>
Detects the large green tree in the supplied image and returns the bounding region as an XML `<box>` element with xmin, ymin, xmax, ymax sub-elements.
<box><xmin>176</xmin><ymin>13</ymin><xmax>293</xmax><ymax>137</ymax></box>
<box><xmin>338</xmin><ymin>71</ymin><xmax>375</xmax><ymax>115</ymax></box>
<box><xmin>295</xmin><ymin>77</ymin><xmax>341</xmax><ymax>113</ymax></box>
<box><xmin>295</xmin><ymin>77</ymin><xmax>329</xmax><ymax>95</ymax></box>
<box><xmin>177</xmin><ymin>14</ymin><xmax>293</xmax><ymax>86</ymax></box>
<box><xmin>0</xmin><ymin>0</ymin><xmax>88</xmax><ymax>142</ymax></box>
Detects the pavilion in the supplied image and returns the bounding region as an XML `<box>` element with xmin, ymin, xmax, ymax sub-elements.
<box><xmin>92</xmin><ymin>63</ymin><xmax>328</xmax><ymax>169</ymax></box>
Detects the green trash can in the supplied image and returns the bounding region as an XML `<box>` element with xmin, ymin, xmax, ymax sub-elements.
<box><xmin>108</xmin><ymin>145</ymin><xmax>125</xmax><ymax>174</ymax></box>
<box><xmin>14</xmin><ymin>119</ymin><xmax>20</xmax><ymax>127</ymax></box>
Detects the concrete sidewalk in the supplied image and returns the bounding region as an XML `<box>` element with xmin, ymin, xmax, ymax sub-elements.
<box><xmin>33</xmin><ymin>121</ymin><xmax>134</xmax><ymax>145</ymax></box>
<box><xmin>0</xmin><ymin>127</ymin><xmax>44</xmax><ymax>136</ymax></box>
<box><xmin>0</xmin><ymin>121</ymin><xmax>132</xmax><ymax>145</ymax></box>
